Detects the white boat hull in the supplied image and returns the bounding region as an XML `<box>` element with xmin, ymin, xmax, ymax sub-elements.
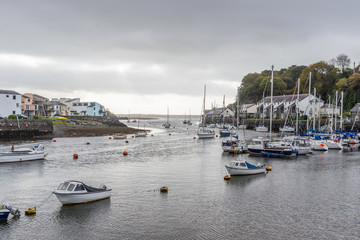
<box><xmin>135</xmin><ymin>132</ymin><xmax>147</xmax><ymax>137</ymax></box>
<box><xmin>0</xmin><ymin>151</ymin><xmax>46</xmax><ymax>163</ymax></box>
<box><xmin>295</xmin><ymin>147</ymin><xmax>312</xmax><ymax>155</ymax></box>
<box><xmin>54</xmin><ymin>191</ymin><xmax>111</xmax><ymax>205</ymax></box>
<box><xmin>256</xmin><ymin>127</ymin><xmax>268</xmax><ymax>132</ymax></box>
<box><xmin>326</xmin><ymin>141</ymin><xmax>342</xmax><ymax>150</ymax></box>
<box><xmin>197</xmin><ymin>133</ymin><xmax>215</xmax><ymax>139</ymax></box>
<box><xmin>225</xmin><ymin>165</ymin><xmax>266</xmax><ymax>175</ymax></box>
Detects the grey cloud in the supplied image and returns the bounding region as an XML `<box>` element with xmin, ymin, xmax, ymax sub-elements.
<box><xmin>0</xmin><ymin>0</ymin><xmax>359</xmax><ymax>100</ymax></box>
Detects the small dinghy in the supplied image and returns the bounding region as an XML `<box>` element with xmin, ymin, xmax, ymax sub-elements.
<box><xmin>54</xmin><ymin>181</ymin><xmax>111</xmax><ymax>205</ymax></box>
<box><xmin>225</xmin><ymin>158</ymin><xmax>266</xmax><ymax>176</ymax></box>
<box><xmin>113</xmin><ymin>133</ymin><xmax>127</xmax><ymax>139</ymax></box>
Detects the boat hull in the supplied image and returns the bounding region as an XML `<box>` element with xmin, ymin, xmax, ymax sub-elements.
<box><xmin>256</xmin><ymin>127</ymin><xmax>268</xmax><ymax>132</ymax></box>
<box><xmin>248</xmin><ymin>147</ymin><xmax>297</xmax><ymax>158</ymax></box>
<box><xmin>0</xmin><ymin>151</ymin><xmax>46</xmax><ymax>163</ymax></box>
<box><xmin>0</xmin><ymin>209</ymin><xmax>10</xmax><ymax>221</ymax></box>
<box><xmin>225</xmin><ymin>165</ymin><xmax>266</xmax><ymax>175</ymax></box>
<box><xmin>54</xmin><ymin>191</ymin><xmax>111</xmax><ymax>205</ymax></box>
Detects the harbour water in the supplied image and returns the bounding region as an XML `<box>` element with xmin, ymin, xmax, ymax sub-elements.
<box><xmin>1</xmin><ymin>119</ymin><xmax>359</xmax><ymax>239</ymax></box>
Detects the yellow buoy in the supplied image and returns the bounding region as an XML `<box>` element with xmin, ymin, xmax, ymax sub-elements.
<box><xmin>160</xmin><ymin>186</ymin><xmax>168</xmax><ymax>192</ymax></box>
<box><xmin>266</xmin><ymin>166</ymin><xmax>272</xmax><ymax>171</ymax></box>
<box><xmin>25</xmin><ymin>207</ymin><xmax>36</xmax><ymax>215</ymax></box>
<box><xmin>224</xmin><ymin>175</ymin><xmax>231</xmax><ymax>180</ymax></box>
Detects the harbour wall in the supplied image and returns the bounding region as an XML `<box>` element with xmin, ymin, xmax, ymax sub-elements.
<box><xmin>0</xmin><ymin>119</ymin><xmax>53</xmax><ymax>139</ymax></box>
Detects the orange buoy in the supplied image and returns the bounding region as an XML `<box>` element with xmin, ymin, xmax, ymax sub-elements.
<box><xmin>224</xmin><ymin>175</ymin><xmax>231</xmax><ymax>180</ymax></box>
<box><xmin>123</xmin><ymin>151</ymin><xmax>128</xmax><ymax>155</ymax></box>
<box><xmin>109</xmin><ymin>137</ymin><xmax>112</xmax><ymax>139</ymax></box>
<box><xmin>125</xmin><ymin>140</ymin><xmax>129</xmax><ymax>143</ymax></box>
<box><xmin>132</xmin><ymin>136</ymin><xmax>134</xmax><ymax>138</ymax></box>
<box><xmin>169</xmin><ymin>133</ymin><xmax>171</xmax><ymax>136</ymax></box>
<box><xmin>320</xmin><ymin>143</ymin><xmax>325</xmax><ymax>147</ymax></box>
<box><xmin>151</xmin><ymin>134</ymin><xmax>154</xmax><ymax>137</ymax></box>
<box><xmin>20</xmin><ymin>158</ymin><xmax>22</xmax><ymax>161</ymax></box>
<box><xmin>73</xmin><ymin>153</ymin><xmax>78</xmax><ymax>159</ymax></box>
<box><xmin>266</xmin><ymin>166</ymin><xmax>272</xmax><ymax>171</ymax></box>
<box><xmin>193</xmin><ymin>137</ymin><xmax>196</xmax><ymax>139</ymax></box>
<box><xmin>216</xmin><ymin>135</ymin><xmax>218</xmax><ymax>137</ymax></box>
<box><xmin>86</xmin><ymin>142</ymin><xmax>90</xmax><ymax>145</ymax></box>
<box><xmin>160</xmin><ymin>186</ymin><xmax>168</xmax><ymax>192</ymax></box>
<box><xmin>53</xmin><ymin>139</ymin><xmax>56</xmax><ymax>142</ymax></box>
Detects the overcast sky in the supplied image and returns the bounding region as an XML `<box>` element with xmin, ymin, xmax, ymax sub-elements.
<box><xmin>1</xmin><ymin>0</ymin><xmax>359</xmax><ymax>115</ymax></box>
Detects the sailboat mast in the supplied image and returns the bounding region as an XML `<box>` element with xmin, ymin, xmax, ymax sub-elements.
<box><xmin>335</xmin><ymin>91</ymin><xmax>338</xmax><ymax>132</ymax></box>
<box><xmin>270</xmin><ymin>65</ymin><xmax>274</xmax><ymax>141</ymax></box>
<box><xmin>340</xmin><ymin>91</ymin><xmax>343</xmax><ymax>131</ymax></box>
<box><xmin>236</xmin><ymin>87</ymin><xmax>240</xmax><ymax>131</ymax></box>
<box><xmin>296</xmin><ymin>78</ymin><xmax>300</xmax><ymax>134</ymax></box>
<box><xmin>202</xmin><ymin>85</ymin><xmax>206</xmax><ymax>130</ymax></box>
<box><xmin>313</xmin><ymin>88</ymin><xmax>316</xmax><ymax>131</ymax></box>
<box><xmin>307</xmin><ymin>72</ymin><xmax>311</xmax><ymax>131</ymax></box>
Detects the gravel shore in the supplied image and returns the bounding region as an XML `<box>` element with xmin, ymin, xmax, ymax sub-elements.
<box><xmin>53</xmin><ymin>125</ymin><xmax>144</xmax><ymax>138</ymax></box>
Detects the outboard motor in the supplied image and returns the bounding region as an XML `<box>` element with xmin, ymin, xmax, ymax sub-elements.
<box><xmin>99</xmin><ymin>184</ymin><xmax>107</xmax><ymax>190</ymax></box>
<box><xmin>2</xmin><ymin>202</ymin><xmax>21</xmax><ymax>216</ymax></box>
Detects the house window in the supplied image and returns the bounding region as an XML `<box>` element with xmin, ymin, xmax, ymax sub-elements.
<box><xmin>27</xmin><ymin>99</ymin><xmax>30</xmax><ymax>102</ymax></box>
<box><xmin>26</xmin><ymin>105</ymin><xmax>30</xmax><ymax>110</ymax></box>
<box><xmin>6</xmin><ymin>95</ymin><xmax>9</xmax><ymax>97</ymax></box>
<box><xmin>12</xmin><ymin>111</ymin><xmax>15</xmax><ymax>114</ymax></box>
<box><xmin>13</xmin><ymin>95</ymin><xmax>16</xmax><ymax>100</ymax></box>
<box><xmin>16</xmin><ymin>103</ymin><xmax>20</xmax><ymax>107</ymax></box>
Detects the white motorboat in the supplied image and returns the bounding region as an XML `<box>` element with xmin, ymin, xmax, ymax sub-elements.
<box><xmin>256</xmin><ymin>123</ymin><xmax>268</xmax><ymax>132</ymax></box>
<box><xmin>197</xmin><ymin>129</ymin><xmax>215</xmax><ymax>139</ymax></box>
<box><xmin>54</xmin><ymin>180</ymin><xmax>111</xmax><ymax>205</ymax></box>
<box><xmin>135</xmin><ymin>132</ymin><xmax>147</xmax><ymax>137</ymax></box>
<box><xmin>281</xmin><ymin>136</ymin><xmax>312</xmax><ymax>155</ymax></box>
<box><xmin>113</xmin><ymin>133</ymin><xmax>127</xmax><ymax>139</ymax></box>
<box><xmin>222</xmin><ymin>138</ymin><xmax>247</xmax><ymax>153</ymax></box>
<box><xmin>310</xmin><ymin>140</ymin><xmax>328</xmax><ymax>151</ymax></box>
<box><xmin>225</xmin><ymin>159</ymin><xmax>266</xmax><ymax>175</ymax></box>
<box><xmin>238</xmin><ymin>124</ymin><xmax>247</xmax><ymax>129</ymax></box>
<box><xmin>279</xmin><ymin>126</ymin><xmax>295</xmax><ymax>132</ymax></box>
<box><xmin>0</xmin><ymin>144</ymin><xmax>47</xmax><ymax>163</ymax></box>
<box><xmin>325</xmin><ymin>138</ymin><xmax>342</xmax><ymax>150</ymax></box>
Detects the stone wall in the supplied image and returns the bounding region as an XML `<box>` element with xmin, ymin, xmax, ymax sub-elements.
<box><xmin>0</xmin><ymin>119</ymin><xmax>53</xmax><ymax>139</ymax></box>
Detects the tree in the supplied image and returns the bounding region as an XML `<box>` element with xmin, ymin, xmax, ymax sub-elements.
<box><xmin>336</xmin><ymin>54</ymin><xmax>351</xmax><ymax>73</ymax></box>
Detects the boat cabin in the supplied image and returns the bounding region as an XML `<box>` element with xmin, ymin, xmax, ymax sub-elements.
<box><xmin>229</xmin><ymin>161</ymin><xmax>247</xmax><ymax>169</ymax></box>
<box><xmin>57</xmin><ymin>181</ymin><xmax>87</xmax><ymax>193</ymax></box>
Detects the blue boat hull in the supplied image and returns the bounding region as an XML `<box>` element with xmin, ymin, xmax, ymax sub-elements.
<box><xmin>248</xmin><ymin>148</ymin><xmax>297</xmax><ymax>158</ymax></box>
<box><xmin>0</xmin><ymin>211</ymin><xmax>10</xmax><ymax>221</ymax></box>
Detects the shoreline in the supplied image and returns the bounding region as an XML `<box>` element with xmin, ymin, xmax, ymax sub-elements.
<box><xmin>53</xmin><ymin>125</ymin><xmax>145</xmax><ymax>138</ymax></box>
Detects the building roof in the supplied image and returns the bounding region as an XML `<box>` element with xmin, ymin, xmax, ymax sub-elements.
<box><xmin>258</xmin><ymin>94</ymin><xmax>310</xmax><ymax>104</ymax></box>
<box><xmin>0</xmin><ymin>89</ymin><xmax>21</xmax><ymax>95</ymax></box>
<box><xmin>49</xmin><ymin>101</ymin><xmax>66</xmax><ymax>106</ymax></box>
<box><xmin>239</xmin><ymin>104</ymin><xmax>255</xmax><ymax>108</ymax></box>
<box><xmin>350</xmin><ymin>103</ymin><xmax>360</xmax><ymax>113</ymax></box>
<box><xmin>65</xmin><ymin>98</ymin><xmax>80</xmax><ymax>102</ymax></box>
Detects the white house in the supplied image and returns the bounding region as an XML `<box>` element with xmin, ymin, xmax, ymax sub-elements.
<box><xmin>238</xmin><ymin>104</ymin><xmax>257</xmax><ymax>118</ymax></box>
<box><xmin>0</xmin><ymin>90</ymin><xmax>22</xmax><ymax>117</ymax></box>
<box><xmin>59</xmin><ymin>98</ymin><xmax>80</xmax><ymax>116</ymax></box>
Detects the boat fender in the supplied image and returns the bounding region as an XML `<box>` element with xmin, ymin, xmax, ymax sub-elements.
<box><xmin>231</xmin><ymin>145</ymin><xmax>235</xmax><ymax>150</ymax></box>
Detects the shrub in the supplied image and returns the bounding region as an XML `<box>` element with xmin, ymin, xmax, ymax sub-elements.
<box><xmin>32</xmin><ymin>115</ymin><xmax>39</xmax><ymax>119</ymax></box>
<box><xmin>8</xmin><ymin>114</ymin><xmax>17</xmax><ymax>119</ymax></box>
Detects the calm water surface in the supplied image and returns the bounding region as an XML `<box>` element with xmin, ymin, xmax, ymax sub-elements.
<box><xmin>1</xmin><ymin>119</ymin><xmax>360</xmax><ymax>239</ymax></box>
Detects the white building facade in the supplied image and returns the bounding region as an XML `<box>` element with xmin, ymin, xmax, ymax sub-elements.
<box><xmin>0</xmin><ymin>90</ymin><xmax>22</xmax><ymax>117</ymax></box>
